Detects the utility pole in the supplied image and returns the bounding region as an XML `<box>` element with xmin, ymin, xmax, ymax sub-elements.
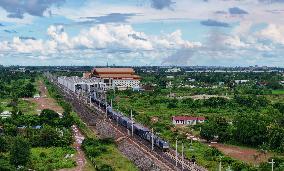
<box><xmin>176</xmin><ymin>138</ymin><xmax>178</xmax><ymax>167</ymax></box>
<box><xmin>111</xmin><ymin>99</ymin><xmax>113</xmax><ymax>108</ymax></box>
<box><xmin>269</xmin><ymin>159</ymin><xmax>275</xmax><ymax>171</ymax></box>
<box><xmin>219</xmin><ymin>156</ymin><xmax>223</xmax><ymax>171</ymax></box>
<box><xmin>131</xmin><ymin>110</ymin><xmax>134</xmax><ymax>136</ymax></box>
<box><xmin>105</xmin><ymin>94</ymin><xmax>107</xmax><ymax>118</ymax></box>
<box><xmin>89</xmin><ymin>94</ymin><xmax>92</xmax><ymax>107</ymax></box>
<box><xmin>151</xmin><ymin>128</ymin><xmax>154</xmax><ymax>151</ymax></box>
<box><xmin>182</xmin><ymin>142</ymin><xmax>184</xmax><ymax>171</ymax></box>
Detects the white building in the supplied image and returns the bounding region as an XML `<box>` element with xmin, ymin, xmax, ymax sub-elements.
<box><xmin>172</xmin><ymin>116</ymin><xmax>206</xmax><ymax>125</ymax></box>
<box><xmin>165</xmin><ymin>67</ymin><xmax>181</xmax><ymax>73</ymax></box>
<box><xmin>0</xmin><ymin>111</ymin><xmax>12</xmax><ymax>119</ymax></box>
<box><xmin>58</xmin><ymin>76</ymin><xmax>106</xmax><ymax>93</ymax></box>
<box><xmin>234</xmin><ymin>80</ymin><xmax>249</xmax><ymax>84</ymax></box>
<box><xmin>91</xmin><ymin>68</ymin><xmax>140</xmax><ymax>90</ymax></box>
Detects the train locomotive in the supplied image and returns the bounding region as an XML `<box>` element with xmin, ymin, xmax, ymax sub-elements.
<box><xmin>92</xmin><ymin>96</ymin><xmax>170</xmax><ymax>151</ymax></box>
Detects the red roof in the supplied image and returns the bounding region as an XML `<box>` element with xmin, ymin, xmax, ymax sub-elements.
<box><xmin>92</xmin><ymin>68</ymin><xmax>135</xmax><ymax>74</ymax></box>
<box><xmin>172</xmin><ymin>116</ymin><xmax>205</xmax><ymax>121</ymax></box>
<box><xmin>98</xmin><ymin>74</ymin><xmax>140</xmax><ymax>79</ymax></box>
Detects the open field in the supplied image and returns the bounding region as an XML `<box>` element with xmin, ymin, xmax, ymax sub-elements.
<box><xmin>0</xmin><ymin>98</ymin><xmax>37</xmax><ymax>115</ymax></box>
<box><xmin>210</xmin><ymin>143</ymin><xmax>272</xmax><ymax>165</ymax></box>
<box><xmin>30</xmin><ymin>147</ymin><xmax>76</xmax><ymax>171</ymax></box>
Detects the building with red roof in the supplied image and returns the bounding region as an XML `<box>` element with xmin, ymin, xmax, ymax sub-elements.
<box><xmin>91</xmin><ymin>68</ymin><xmax>140</xmax><ymax>90</ymax></box>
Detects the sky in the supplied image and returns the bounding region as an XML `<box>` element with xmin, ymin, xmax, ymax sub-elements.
<box><xmin>0</xmin><ymin>0</ymin><xmax>284</xmax><ymax>66</ymax></box>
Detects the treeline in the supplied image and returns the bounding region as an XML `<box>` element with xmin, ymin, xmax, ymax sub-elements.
<box><xmin>0</xmin><ymin>70</ymin><xmax>37</xmax><ymax>98</ymax></box>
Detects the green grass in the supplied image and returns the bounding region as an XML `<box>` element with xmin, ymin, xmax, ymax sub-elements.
<box><xmin>29</xmin><ymin>147</ymin><xmax>76</xmax><ymax>171</ymax></box>
<box><xmin>95</xmin><ymin>144</ymin><xmax>138</xmax><ymax>171</ymax></box>
<box><xmin>0</xmin><ymin>98</ymin><xmax>37</xmax><ymax>115</ymax></box>
<box><xmin>272</xmin><ymin>89</ymin><xmax>284</xmax><ymax>95</ymax></box>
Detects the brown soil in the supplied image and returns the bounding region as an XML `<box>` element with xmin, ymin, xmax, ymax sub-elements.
<box><xmin>23</xmin><ymin>80</ymin><xmax>63</xmax><ymax>114</ymax></box>
<box><xmin>60</xmin><ymin>125</ymin><xmax>86</xmax><ymax>171</ymax></box>
<box><xmin>210</xmin><ymin>143</ymin><xmax>272</xmax><ymax>165</ymax></box>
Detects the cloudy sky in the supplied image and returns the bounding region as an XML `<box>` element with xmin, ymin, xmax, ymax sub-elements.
<box><xmin>0</xmin><ymin>0</ymin><xmax>284</xmax><ymax>66</ymax></box>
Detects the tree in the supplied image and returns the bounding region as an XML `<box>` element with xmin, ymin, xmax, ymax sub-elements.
<box><xmin>200</xmin><ymin>121</ymin><xmax>215</xmax><ymax>141</ymax></box>
<box><xmin>60</xmin><ymin>112</ymin><xmax>74</xmax><ymax>128</ymax></box>
<box><xmin>0</xmin><ymin>158</ymin><xmax>16</xmax><ymax>171</ymax></box>
<box><xmin>0</xmin><ymin>136</ymin><xmax>8</xmax><ymax>153</ymax></box>
<box><xmin>10</xmin><ymin>136</ymin><xmax>31</xmax><ymax>167</ymax></box>
<box><xmin>39</xmin><ymin>109</ymin><xmax>60</xmax><ymax>126</ymax></box>
<box><xmin>38</xmin><ymin>125</ymin><xmax>59</xmax><ymax>147</ymax></box>
<box><xmin>233</xmin><ymin>113</ymin><xmax>269</xmax><ymax>146</ymax></box>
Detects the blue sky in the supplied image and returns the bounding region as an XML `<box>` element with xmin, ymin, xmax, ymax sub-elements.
<box><xmin>0</xmin><ymin>0</ymin><xmax>284</xmax><ymax>66</ymax></box>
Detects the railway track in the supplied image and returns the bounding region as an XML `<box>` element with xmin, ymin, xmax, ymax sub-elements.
<box><xmin>49</xmin><ymin>78</ymin><xmax>207</xmax><ymax>171</ymax></box>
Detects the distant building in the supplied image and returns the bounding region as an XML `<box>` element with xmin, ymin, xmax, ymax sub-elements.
<box><xmin>188</xmin><ymin>78</ymin><xmax>196</xmax><ymax>82</ymax></box>
<box><xmin>172</xmin><ymin>116</ymin><xmax>206</xmax><ymax>125</ymax></box>
<box><xmin>234</xmin><ymin>80</ymin><xmax>249</xmax><ymax>84</ymax></box>
<box><xmin>0</xmin><ymin>111</ymin><xmax>12</xmax><ymax>119</ymax></box>
<box><xmin>167</xmin><ymin>76</ymin><xmax>174</xmax><ymax>79</ymax></box>
<box><xmin>91</xmin><ymin>68</ymin><xmax>140</xmax><ymax>90</ymax></box>
<box><xmin>165</xmin><ymin>67</ymin><xmax>181</xmax><ymax>73</ymax></box>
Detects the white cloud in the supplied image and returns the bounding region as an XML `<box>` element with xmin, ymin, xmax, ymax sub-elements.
<box><xmin>0</xmin><ymin>24</ymin><xmax>201</xmax><ymax>57</ymax></box>
<box><xmin>257</xmin><ymin>24</ymin><xmax>284</xmax><ymax>44</ymax></box>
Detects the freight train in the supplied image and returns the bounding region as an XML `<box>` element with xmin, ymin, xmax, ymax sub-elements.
<box><xmin>91</xmin><ymin>96</ymin><xmax>170</xmax><ymax>151</ymax></box>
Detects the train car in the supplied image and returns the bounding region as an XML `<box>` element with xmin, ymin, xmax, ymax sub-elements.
<box><xmin>119</xmin><ymin>116</ymin><xmax>131</xmax><ymax>127</ymax></box>
<box><xmin>155</xmin><ymin>138</ymin><xmax>170</xmax><ymax>151</ymax></box>
<box><xmin>133</xmin><ymin>123</ymin><xmax>150</xmax><ymax>138</ymax></box>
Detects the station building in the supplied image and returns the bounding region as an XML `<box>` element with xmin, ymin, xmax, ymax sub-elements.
<box><xmin>90</xmin><ymin>68</ymin><xmax>140</xmax><ymax>90</ymax></box>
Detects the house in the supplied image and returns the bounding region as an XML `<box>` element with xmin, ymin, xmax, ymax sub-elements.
<box><xmin>172</xmin><ymin>116</ymin><xmax>206</xmax><ymax>125</ymax></box>
<box><xmin>0</xmin><ymin>111</ymin><xmax>12</xmax><ymax>119</ymax></box>
<box><xmin>234</xmin><ymin>80</ymin><xmax>249</xmax><ymax>84</ymax></box>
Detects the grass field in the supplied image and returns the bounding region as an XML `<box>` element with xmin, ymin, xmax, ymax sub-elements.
<box><xmin>30</xmin><ymin>147</ymin><xmax>76</xmax><ymax>171</ymax></box>
<box><xmin>0</xmin><ymin>98</ymin><xmax>37</xmax><ymax>115</ymax></box>
<box><xmin>272</xmin><ymin>89</ymin><xmax>284</xmax><ymax>95</ymax></box>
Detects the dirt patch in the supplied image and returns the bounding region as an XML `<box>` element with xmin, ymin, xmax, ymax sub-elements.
<box><xmin>23</xmin><ymin>80</ymin><xmax>63</xmax><ymax>114</ymax></box>
<box><xmin>60</xmin><ymin>125</ymin><xmax>86</xmax><ymax>171</ymax></box>
<box><xmin>210</xmin><ymin>143</ymin><xmax>272</xmax><ymax>165</ymax></box>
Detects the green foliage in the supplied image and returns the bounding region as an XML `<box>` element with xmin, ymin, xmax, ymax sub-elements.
<box><xmin>0</xmin><ymin>70</ymin><xmax>37</xmax><ymax>98</ymax></box>
<box><xmin>0</xmin><ymin>158</ymin><xmax>16</xmax><ymax>171</ymax></box>
<box><xmin>29</xmin><ymin>147</ymin><xmax>76</xmax><ymax>171</ymax></box>
<box><xmin>39</xmin><ymin>109</ymin><xmax>60</xmax><ymax>126</ymax></box>
<box><xmin>33</xmin><ymin>125</ymin><xmax>72</xmax><ymax>147</ymax></box>
<box><xmin>10</xmin><ymin>136</ymin><xmax>31</xmax><ymax>167</ymax></box>
<box><xmin>0</xmin><ymin>136</ymin><xmax>8</xmax><ymax>153</ymax></box>
<box><xmin>233</xmin><ymin>113</ymin><xmax>269</xmax><ymax>146</ymax></box>
<box><xmin>82</xmin><ymin>138</ymin><xmax>137</xmax><ymax>171</ymax></box>
<box><xmin>259</xmin><ymin>157</ymin><xmax>284</xmax><ymax>171</ymax></box>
